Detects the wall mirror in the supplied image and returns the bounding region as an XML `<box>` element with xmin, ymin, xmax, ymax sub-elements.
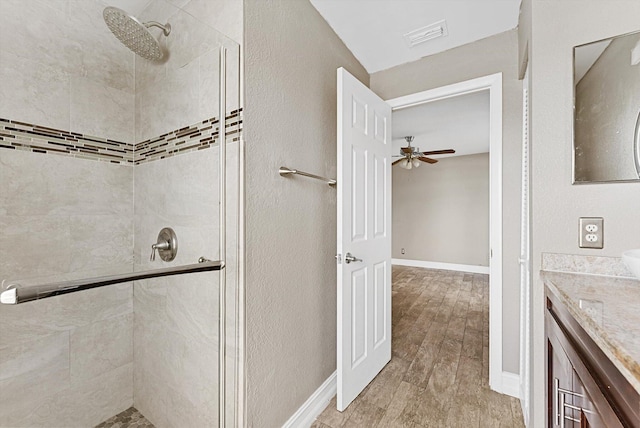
<box><xmin>573</xmin><ymin>29</ymin><xmax>640</xmax><ymax>183</ymax></box>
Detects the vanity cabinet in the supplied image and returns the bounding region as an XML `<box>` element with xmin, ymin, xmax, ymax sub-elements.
<box><xmin>546</xmin><ymin>286</ymin><xmax>639</xmax><ymax>427</ymax></box>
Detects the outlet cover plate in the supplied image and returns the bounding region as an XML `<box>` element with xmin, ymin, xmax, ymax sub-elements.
<box><xmin>579</xmin><ymin>217</ymin><xmax>603</xmax><ymax>249</ymax></box>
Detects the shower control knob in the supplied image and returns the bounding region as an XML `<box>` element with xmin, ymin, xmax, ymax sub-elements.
<box><xmin>149</xmin><ymin>227</ymin><xmax>178</xmax><ymax>262</ymax></box>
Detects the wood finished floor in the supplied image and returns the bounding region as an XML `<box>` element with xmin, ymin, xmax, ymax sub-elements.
<box><xmin>313</xmin><ymin>266</ymin><xmax>525</xmax><ymax>428</ymax></box>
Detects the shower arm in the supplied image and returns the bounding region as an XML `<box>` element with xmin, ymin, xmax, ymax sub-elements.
<box><xmin>144</xmin><ymin>21</ymin><xmax>171</xmax><ymax>36</ymax></box>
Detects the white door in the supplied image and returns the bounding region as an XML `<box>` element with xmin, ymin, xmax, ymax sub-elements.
<box><xmin>336</xmin><ymin>67</ymin><xmax>392</xmax><ymax>411</ymax></box>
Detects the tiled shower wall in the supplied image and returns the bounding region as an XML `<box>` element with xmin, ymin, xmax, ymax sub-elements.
<box><xmin>0</xmin><ymin>0</ymin><xmax>242</xmax><ymax>427</ymax></box>
<box><xmin>0</xmin><ymin>1</ymin><xmax>136</xmax><ymax>426</ymax></box>
<box><xmin>131</xmin><ymin>0</ymin><xmax>240</xmax><ymax>426</ymax></box>
<box><xmin>0</xmin><ymin>151</ymin><xmax>135</xmax><ymax>427</ymax></box>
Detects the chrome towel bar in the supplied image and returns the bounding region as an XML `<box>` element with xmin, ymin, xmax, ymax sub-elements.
<box><xmin>279</xmin><ymin>166</ymin><xmax>336</xmax><ymax>187</ymax></box>
<box><xmin>1</xmin><ymin>260</ymin><xmax>224</xmax><ymax>305</ymax></box>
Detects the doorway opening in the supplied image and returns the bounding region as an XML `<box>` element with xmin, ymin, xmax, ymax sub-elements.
<box><xmin>386</xmin><ymin>73</ymin><xmax>507</xmax><ymax>394</ymax></box>
<box><xmin>391</xmin><ymin>90</ymin><xmax>490</xmax><ymax>274</ymax></box>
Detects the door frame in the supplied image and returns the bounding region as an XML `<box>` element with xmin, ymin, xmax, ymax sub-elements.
<box><xmin>385</xmin><ymin>73</ymin><xmax>508</xmax><ymax>395</ymax></box>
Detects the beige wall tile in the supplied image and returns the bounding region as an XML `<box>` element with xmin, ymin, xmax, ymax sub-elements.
<box><xmin>163</xmin><ymin>6</ymin><xmax>220</xmax><ymax>70</ymax></box>
<box><xmin>0</xmin><ymin>0</ymin><xmax>71</xmax><ymax>75</ymax></box>
<box><xmin>0</xmin><ymin>215</ymin><xmax>72</xmax><ymax>279</ymax></box>
<box><xmin>0</xmin><ymin>284</ymin><xmax>132</xmax><ymax>345</ymax></box>
<box><xmin>0</xmin><ymin>52</ymin><xmax>70</xmax><ymax>130</ymax></box>
<box><xmin>5</xmin><ymin>363</ymin><xmax>133</xmax><ymax>428</ymax></box>
<box><xmin>70</xmin><ymin>313</ymin><xmax>133</xmax><ymax>381</ymax></box>
<box><xmin>0</xmin><ymin>332</ymin><xmax>69</xmax><ymax>383</ymax></box>
<box><xmin>0</xmin><ymin>150</ymin><xmax>133</xmax><ymax>217</ymax></box>
<box><xmin>67</xmin><ymin>0</ymin><xmax>136</xmax><ymax>93</ymax></box>
<box><xmin>70</xmin><ymin>77</ymin><xmax>134</xmax><ymax>143</ymax></box>
<box><xmin>134</xmin><ymin>364</ymin><xmax>216</xmax><ymax>428</ymax></box>
<box><xmin>183</xmin><ymin>0</ymin><xmax>243</xmax><ymax>45</ymax></box>
<box><xmin>133</xmin><ymin>149</ymin><xmax>219</xmax><ymax>266</ymax></box>
<box><xmin>134</xmin><ymin>273</ymin><xmax>220</xmax><ymax>422</ymax></box>
<box><xmin>69</xmin><ymin>214</ymin><xmax>134</xmax><ymax>273</ymax></box>
<box><xmin>135</xmin><ymin>58</ymin><xmax>200</xmax><ymax>141</ymax></box>
<box><xmin>199</xmin><ymin>49</ymin><xmax>221</xmax><ymax>119</ymax></box>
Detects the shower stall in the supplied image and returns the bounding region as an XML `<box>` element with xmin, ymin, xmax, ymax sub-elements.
<box><xmin>0</xmin><ymin>0</ymin><xmax>242</xmax><ymax>426</ymax></box>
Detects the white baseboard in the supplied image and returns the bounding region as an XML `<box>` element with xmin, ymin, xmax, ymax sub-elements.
<box><xmin>392</xmin><ymin>258</ymin><xmax>490</xmax><ymax>274</ymax></box>
<box><xmin>494</xmin><ymin>371</ymin><xmax>521</xmax><ymax>399</ymax></box>
<box><xmin>282</xmin><ymin>371</ymin><xmax>336</xmax><ymax>428</ymax></box>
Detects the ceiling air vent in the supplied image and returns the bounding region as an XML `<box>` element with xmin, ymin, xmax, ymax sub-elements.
<box><xmin>403</xmin><ymin>20</ymin><xmax>448</xmax><ymax>48</ymax></box>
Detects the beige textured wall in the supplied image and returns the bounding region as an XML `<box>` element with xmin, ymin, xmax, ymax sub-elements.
<box><xmin>575</xmin><ymin>32</ymin><xmax>640</xmax><ymax>182</ymax></box>
<box><xmin>371</xmin><ymin>29</ymin><xmax>523</xmax><ymax>375</ymax></box>
<box><xmin>525</xmin><ymin>1</ymin><xmax>640</xmax><ymax>425</ymax></box>
<box><xmin>392</xmin><ymin>153</ymin><xmax>490</xmax><ymax>266</ymax></box>
<box><xmin>243</xmin><ymin>0</ymin><xmax>368</xmax><ymax>425</ymax></box>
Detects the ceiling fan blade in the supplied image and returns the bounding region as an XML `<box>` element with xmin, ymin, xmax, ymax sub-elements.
<box><xmin>401</xmin><ymin>147</ymin><xmax>412</xmax><ymax>154</ymax></box>
<box><xmin>421</xmin><ymin>149</ymin><xmax>455</xmax><ymax>155</ymax></box>
<box><xmin>419</xmin><ymin>156</ymin><xmax>438</xmax><ymax>164</ymax></box>
<box><xmin>392</xmin><ymin>158</ymin><xmax>405</xmax><ymax>165</ymax></box>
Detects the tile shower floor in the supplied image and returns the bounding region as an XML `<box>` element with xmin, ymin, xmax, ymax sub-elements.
<box><xmin>313</xmin><ymin>266</ymin><xmax>525</xmax><ymax>427</ymax></box>
<box><xmin>95</xmin><ymin>407</ymin><xmax>154</xmax><ymax>428</ymax></box>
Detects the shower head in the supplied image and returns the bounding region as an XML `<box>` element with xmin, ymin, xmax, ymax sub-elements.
<box><xmin>103</xmin><ymin>6</ymin><xmax>171</xmax><ymax>61</ymax></box>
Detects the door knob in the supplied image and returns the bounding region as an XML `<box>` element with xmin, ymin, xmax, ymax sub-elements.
<box><xmin>344</xmin><ymin>252</ymin><xmax>362</xmax><ymax>264</ymax></box>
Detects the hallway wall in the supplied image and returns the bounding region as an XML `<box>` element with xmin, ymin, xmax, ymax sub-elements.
<box><xmin>392</xmin><ymin>153</ymin><xmax>490</xmax><ymax>267</ymax></box>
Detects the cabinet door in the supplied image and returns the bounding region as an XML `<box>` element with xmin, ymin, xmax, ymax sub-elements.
<box><xmin>548</xmin><ymin>335</ymin><xmax>576</xmax><ymax>428</ymax></box>
<box><xmin>572</xmin><ymin>369</ymin><xmax>623</xmax><ymax>428</ymax></box>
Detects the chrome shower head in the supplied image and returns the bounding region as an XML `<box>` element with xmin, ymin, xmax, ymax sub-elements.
<box><xmin>103</xmin><ymin>6</ymin><xmax>171</xmax><ymax>61</ymax></box>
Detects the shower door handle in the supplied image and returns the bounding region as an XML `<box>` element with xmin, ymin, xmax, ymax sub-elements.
<box><xmin>344</xmin><ymin>253</ymin><xmax>362</xmax><ymax>264</ymax></box>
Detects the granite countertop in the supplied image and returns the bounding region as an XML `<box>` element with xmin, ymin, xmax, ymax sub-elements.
<box><xmin>542</xmin><ymin>270</ymin><xmax>640</xmax><ymax>394</ymax></box>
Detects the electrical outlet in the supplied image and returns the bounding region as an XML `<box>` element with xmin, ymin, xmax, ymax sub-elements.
<box><xmin>401</xmin><ymin>248</ymin><xmax>405</xmax><ymax>255</ymax></box>
<box><xmin>579</xmin><ymin>217</ymin><xmax>603</xmax><ymax>249</ymax></box>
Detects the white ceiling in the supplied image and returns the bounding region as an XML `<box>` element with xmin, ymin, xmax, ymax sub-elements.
<box><xmin>309</xmin><ymin>0</ymin><xmax>522</xmax><ymax>73</ymax></box>
<box><xmin>392</xmin><ymin>90</ymin><xmax>490</xmax><ymax>158</ymax></box>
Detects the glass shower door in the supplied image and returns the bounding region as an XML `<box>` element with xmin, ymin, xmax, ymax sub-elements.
<box><xmin>0</xmin><ymin>1</ymin><xmax>241</xmax><ymax>426</ymax></box>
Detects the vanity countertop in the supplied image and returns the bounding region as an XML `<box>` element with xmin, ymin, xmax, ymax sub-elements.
<box><xmin>542</xmin><ymin>270</ymin><xmax>640</xmax><ymax>394</ymax></box>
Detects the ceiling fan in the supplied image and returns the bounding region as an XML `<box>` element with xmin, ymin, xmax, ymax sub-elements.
<box><xmin>392</xmin><ymin>136</ymin><xmax>455</xmax><ymax>169</ymax></box>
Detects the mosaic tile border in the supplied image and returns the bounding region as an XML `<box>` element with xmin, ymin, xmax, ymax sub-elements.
<box><xmin>0</xmin><ymin>109</ymin><xmax>242</xmax><ymax>166</ymax></box>
<box><xmin>134</xmin><ymin>109</ymin><xmax>242</xmax><ymax>165</ymax></box>
<box><xmin>0</xmin><ymin>118</ymin><xmax>135</xmax><ymax>164</ymax></box>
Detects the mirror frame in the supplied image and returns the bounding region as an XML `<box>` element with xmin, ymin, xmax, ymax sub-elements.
<box><xmin>572</xmin><ymin>29</ymin><xmax>640</xmax><ymax>184</ymax></box>
<box><xmin>635</xmin><ymin>110</ymin><xmax>640</xmax><ymax>179</ymax></box>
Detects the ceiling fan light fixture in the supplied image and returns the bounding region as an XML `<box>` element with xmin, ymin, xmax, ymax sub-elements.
<box><xmin>412</xmin><ymin>158</ymin><xmax>421</xmax><ymax>168</ymax></box>
<box><xmin>400</xmin><ymin>158</ymin><xmax>410</xmax><ymax>169</ymax></box>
